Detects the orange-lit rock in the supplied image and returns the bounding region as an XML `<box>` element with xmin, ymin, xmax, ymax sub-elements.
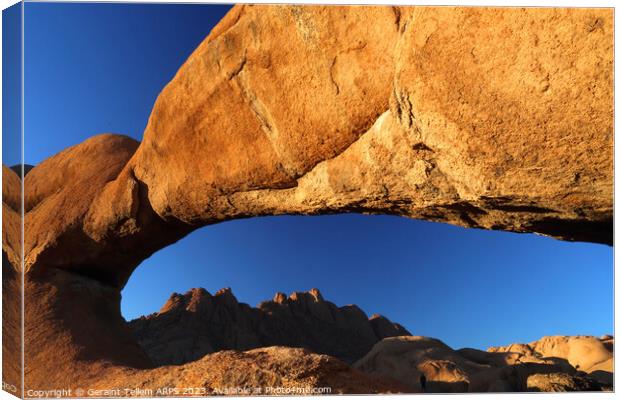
<box><xmin>1</xmin><ymin>4</ymin><xmax>611</xmax><ymax>395</ymax></box>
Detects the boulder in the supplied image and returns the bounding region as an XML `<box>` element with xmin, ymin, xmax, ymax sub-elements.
<box><xmin>355</xmin><ymin>336</ymin><xmax>611</xmax><ymax>393</ymax></box>
<box><xmin>87</xmin><ymin>347</ymin><xmax>410</xmax><ymax>395</ymax></box>
<box><xmin>353</xmin><ymin>336</ymin><xmax>488</xmax><ymax>392</ymax></box>
<box><xmin>527</xmin><ymin>372</ymin><xmax>602</xmax><ymax>392</ymax></box>
<box><xmin>488</xmin><ymin>335</ymin><xmax>614</xmax><ymax>374</ymax></box>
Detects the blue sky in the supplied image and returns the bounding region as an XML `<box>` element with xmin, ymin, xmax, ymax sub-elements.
<box><xmin>2</xmin><ymin>2</ymin><xmax>21</xmax><ymax>165</ymax></box>
<box><xmin>17</xmin><ymin>3</ymin><xmax>613</xmax><ymax>351</ymax></box>
<box><xmin>126</xmin><ymin>215</ymin><xmax>612</xmax><ymax>350</ymax></box>
<box><xmin>22</xmin><ymin>2</ymin><xmax>230</xmax><ymax>165</ymax></box>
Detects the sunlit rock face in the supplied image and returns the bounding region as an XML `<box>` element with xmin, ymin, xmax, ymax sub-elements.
<box><xmin>488</xmin><ymin>335</ymin><xmax>614</xmax><ymax>382</ymax></box>
<box><xmin>354</xmin><ymin>335</ymin><xmax>613</xmax><ymax>392</ymax></box>
<box><xmin>1</xmin><ymin>4</ymin><xmax>611</xmax><ymax>394</ymax></box>
<box><xmin>2</xmin><ymin>166</ymin><xmax>22</xmax><ymax>396</ymax></box>
<box><xmin>25</xmin><ymin>6</ymin><xmax>613</xmax><ymax>289</ymax></box>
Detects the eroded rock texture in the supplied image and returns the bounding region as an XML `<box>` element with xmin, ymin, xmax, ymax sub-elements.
<box><xmin>527</xmin><ymin>372</ymin><xmax>603</xmax><ymax>392</ymax></box>
<box><xmin>0</xmin><ymin>4</ymin><xmax>612</xmax><ymax>395</ymax></box>
<box><xmin>128</xmin><ymin>288</ymin><xmax>409</xmax><ymax>365</ymax></box>
<box><xmin>2</xmin><ymin>166</ymin><xmax>21</xmax><ymax>396</ymax></box>
<box><xmin>488</xmin><ymin>335</ymin><xmax>614</xmax><ymax>386</ymax></box>
<box><xmin>354</xmin><ymin>335</ymin><xmax>613</xmax><ymax>392</ymax></box>
<box><xmin>82</xmin><ymin>347</ymin><xmax>410</xmax><ymax>395</ymax></box>
<box><xmin>25</xmin><ymin>6</ymin><xmax>613</xmax><ymax>289</ymax></box>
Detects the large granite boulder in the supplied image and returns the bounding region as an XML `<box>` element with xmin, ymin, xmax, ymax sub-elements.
<box><xmin>354</xmin><ymin>335</ymin><xmax>612</xmax><ymax>393</ymax></box>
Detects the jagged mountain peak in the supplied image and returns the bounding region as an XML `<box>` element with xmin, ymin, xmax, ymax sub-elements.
<box><xmin>129</xmin><ymin>287</ymin><xmax>410</xmax><ymax>366</ymax></box>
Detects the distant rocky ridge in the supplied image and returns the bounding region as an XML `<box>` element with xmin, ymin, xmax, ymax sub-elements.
<box><xmin>127</xmin><ymin>287</ymin><xmax>614</xmax><ymax>393</ymax></box>
<box><xmin>128</xmin><ymin>288</ymin><xmax>410</xmax><ymax>365</ymax></box>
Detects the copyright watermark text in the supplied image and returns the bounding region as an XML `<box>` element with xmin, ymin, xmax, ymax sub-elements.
<box><xmin>23</xmin><ymin>385</ymin><xmax>333</xmax><ymax>397</ymax></box>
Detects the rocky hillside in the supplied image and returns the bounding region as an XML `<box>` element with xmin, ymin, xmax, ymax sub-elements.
<box><xmin>128</xmin><ymin>288</ymin><xmax>410</xmax><ymax>365</ymax></box>
<box><xmin>84</xmin><ymin>346</ymin><xmax>410</xmax><ymax>395</ymax></box>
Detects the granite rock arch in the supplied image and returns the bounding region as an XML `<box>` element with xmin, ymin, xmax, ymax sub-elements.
<box><xmin>2</xmin><ymin>4</ymin><xmax>612</xmax><ymax>393</ymax></box>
